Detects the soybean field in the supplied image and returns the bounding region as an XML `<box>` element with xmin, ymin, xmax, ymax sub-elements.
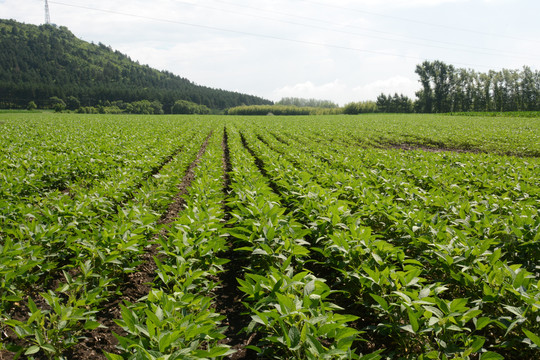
<box><xmin>0</xmin><ymin>113</ymin><xmax>539</xmax><ymax>360</ymax></box>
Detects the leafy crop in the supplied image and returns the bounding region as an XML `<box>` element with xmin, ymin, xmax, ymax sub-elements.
<box><xmin>0</xmin><ymin>113</ymin><xmax>538</xmax><ymax>359</ymax></box>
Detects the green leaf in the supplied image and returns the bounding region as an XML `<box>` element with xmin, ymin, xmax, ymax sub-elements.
<box><xmin>358</xmin><ymin>349</ymin><xmax>384</xmax><ymax>360</ymax></box>
<box><xmin>470</xmin><ymin>336</ymin><xmax>486</xmax><ymax>353</ymax></box>
<box><xmin>252</xmin><ymin>248</ymin><xmax>268</xmax><ymax>256</ymax></box>
<box><xmin>371</xmin><ymin>252</ymin><xmax>383</xmax><ymax>265</ymax></box>
<box><xmin>480</xmin><ymin>351</ymin><xmax>504</xmax><ymax>360</ymax></box>
<box><xmin>523</xmin><ymin>329</ymin><xmax>540</xmax><ymax>347</ymax></box>
<box><xmin>84</xmin><ymin>320</ymin><xmax>101</xmax><ymax>330</ymax></box>
<box><xmin>207</xmin><ymin>345</ymin><xmax>236</xmax><ymax>357</ymax></box>
<box><xmin>245</xmin><ymin>345</ymin><xmax>262</xmax><ymax>353</ymax></box>
<box><xmin>159</xmin><ymin>333</ymin><xmax>173</xmax><ymax>353</ymax></box>
<box><xmin>289</xmin><ymin>326</ymin><xmax>301</xmax><ymax>349</ymax></box>
<box><xmin>370</xmin><ymin>293</ymin><xmax>389</xmax><ymax>311</ymax></box>
<box><xmin>401</xmin><ymin>325</ymin><xmax>416</xmax><ymax>334</ymax></box>
<box><xmin>419</xmin><ymin>287</ymin><xmax>431</xmax><ymax>299</ymax></box>
<box><xmin>27</xmin><ymin>297</ymin><xmax>38</xmax><ymax>314</ymax></box>
<box><xmin>475</xmin><ymin>317</ymin><xmax>492</xmax><ymax>330</ymax></box>
<box><xmin>304</xmin><ymin>280</ymin><xmax>316</xmax><ymax>296</ymax></box>
<box><xmin>292</xmin><ymin>244</ymin><xmax>310</xmax><ymax>256</ymax></box>
<box><xmin>423</xmin><ymin>305</ymin><xmax>444</xmax><ymax>319</ymax></box>
<box><xmin>24</xmin><ymin>346</ymin><xmax>40</xmax><ymax>355</ymax></box>
<box><xmin>104</xmin><ymin>353</ymin><xmax>124</xmax><ymax>360</ymax></box>
<box><xmin>41</xmin><ymin>344</ymin><xmax>56</xmax><ymax>353</ymax></box>
<box><xmin>408</xmin><ymin>309</ymin><xmax>419</xmax><ymax>333</ymax></box>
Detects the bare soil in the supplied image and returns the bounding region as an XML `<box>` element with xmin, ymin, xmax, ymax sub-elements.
<box><xmin>211</xmin><ymin>128</ymin><xmax>260</xmax><ymax>359</ymax></box>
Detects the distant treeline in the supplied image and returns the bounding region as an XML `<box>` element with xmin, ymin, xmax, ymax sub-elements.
<box><xmin>228</xmin><ymin>96</ymin><xmax>414</xmax><ymax>115</ymax></box>
<box><xmin>226</xmin><ymin>104</ymin><xmax>342</xmax><ymax>116</ymax></box>
<box><xmin>276</xmin><ymin>97</ymin><xmax>339</xmax><ymax>108</ymax></box>
<box><xmin>30</xmin><ymin>98</ymin><xmax>211</xmax><ymax>115</ymax></box>
<box><xmin>414</xmin><ymin>60</ymin><xmax>539</xmax><ymax>113</ymax></box>
<box><xmin>343</xmin><ymin>61</ymin><xmax>539</xmax><ymax>114</ymax></box>
<box><xmin>0</xmin><ymin>19</ymin><xmax>271</xmax><ymax>112</ymax></box>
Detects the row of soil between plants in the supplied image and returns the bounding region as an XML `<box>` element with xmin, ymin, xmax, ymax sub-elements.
<box><xmin>70</xmin><ymin>128</ymin><xmax>261</xmax><ymax>360</ymax></box>
<box><xmin>71</xmin><ymin>131</ymin><xmax>216</xmax><ymax>359</ymax></box>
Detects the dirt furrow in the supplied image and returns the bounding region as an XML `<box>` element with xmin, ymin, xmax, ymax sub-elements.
<box><xmin>239</xmin><ymin>132</ymin><xmax>282</xmax><ymax>198</ymax></box>
<box><xmin>269</xmin><ymin>132</ymin><xmax>290</xmax><ymax>146</ymax></box>
<box><xmin>212</xmin><ymin>128</ymin><xmax>259</xmax><ymax>359</ymax></box>
<box><xmin>66</xmin><ymin>130</ymin><xmax>214</xmax><ymax>360</ymax></box>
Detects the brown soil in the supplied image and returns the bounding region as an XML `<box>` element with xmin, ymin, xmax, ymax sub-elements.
<box><xmin>382</xmin><ymin>142</ymin><xmax>482</xmax><ymax>154</ymax></box>
<box><xmin>239</xmin><ymin>132</ymin><xmax>282</xmax><ymax>198</ymax></box>
<box><xmin>211</xmin><ymin>128</ymin><xmax>260</xmax><ymax>359</ymax></box>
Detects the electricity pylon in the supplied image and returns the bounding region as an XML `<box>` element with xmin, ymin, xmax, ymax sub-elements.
<box><xmin>45</xmin><ymin>0</ymin><xmax>51</xmax><ymax>24</ymax></box>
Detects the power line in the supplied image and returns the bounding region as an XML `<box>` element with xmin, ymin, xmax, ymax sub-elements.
<box><xmin>210</xmin><ymin>0</ymin><xmax>534</xmax><ymax>58</ymax></box>
<box><xmin>201</xmin><ymin>0</ymin><xmax>536</xmax><ymax>61</ymax></box>
<box><xmin>48</xmin><ymin>1</ymin><xmax>507</xmax><ymax>70</ymax></box>
<box><xmin>305</xmin><ymin>0</ymin><xmax>540</xmax><ymax>45</ymax></box>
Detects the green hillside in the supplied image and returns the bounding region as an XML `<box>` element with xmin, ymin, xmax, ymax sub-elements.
<box><xmin>0</xmin><ymin>19</ymin><xmax>272</xmax><ymax>111</ymax></box>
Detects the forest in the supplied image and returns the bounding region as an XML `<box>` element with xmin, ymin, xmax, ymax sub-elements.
<box><xmin>0</xmin><ymin>19</ymin><xmax>272</xmax><ymax>112</ymax></box>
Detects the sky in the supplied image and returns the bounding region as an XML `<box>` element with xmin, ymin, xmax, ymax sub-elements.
<box><xmin>1</xmin><ymin>0</ymin><xmax>539</xmax><ymax>105</ymax></box>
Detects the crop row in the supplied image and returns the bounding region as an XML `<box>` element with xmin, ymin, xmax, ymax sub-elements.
<box><xmin>0</xmin><ymin>115</ymin><xmax>218</xmax><ymax>358</ymax></box>
<box><xmin>0</xmin><ymin>113</ymin><xmax>538</xmax><ymax>360</ymax></box>
<box><xmin>231</xmin><ymin>120</ymin><xmax>539</xmax><ymax>359</ymax></box>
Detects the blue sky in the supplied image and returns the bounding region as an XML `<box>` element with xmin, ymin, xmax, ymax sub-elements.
<box><xmin>1</xmin><ymin>0</ymin><xmax>539</xmax><ymax>104</ymax></box>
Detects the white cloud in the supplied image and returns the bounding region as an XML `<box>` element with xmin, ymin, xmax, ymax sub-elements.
<box><xmin>272</xmin><ymin>80</ymin><xmax>347</xmax><ymax>103</ymax></box>
<box><xmin>272</xmin><ymin>76</ymin><xmax>418</xmax><ymax>105</ymax></box>
<box><xmin>352</xmin><ymin>76</ymin><xmax>418</xmax><ymax>99</ymax></box>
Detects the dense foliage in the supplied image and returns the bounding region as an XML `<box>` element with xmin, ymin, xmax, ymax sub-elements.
<box><xmin>0</xmin><ymin>19</ymin><xmax>272</xmax><ymax>111</ymax></box>
<box><xmin>170</xmin><ymin>99</ymin><xmax>210</xmax><ymax>114</ymax></box>
<box><xmin>276</xmin><ymin>97</ymin><xmax>339</xmax><ymax>108</ymax></box>
<box><xmin>343</xmin><ymin>100</ymin><xmax>378</xmax><ymax>114</ymax></box>
<box><xmin>226</xmin><ymin>104</ymin><xmax>341</xmax><ymax>115</ymax></box>
<box><xmin>376</xmin><ymin>93</ymin><xmax>415</xmax><ymax>113</ymax></box>
<box><xmin>415</xmin><ymin>60</ymin><xmax>540</xmax><ymax>113</ymax></box>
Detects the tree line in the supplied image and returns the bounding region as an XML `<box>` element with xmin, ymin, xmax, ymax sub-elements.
<box><xmin>415</xmin><ymin>60</ymin><xmax>539</xmax><ymax>113</ymax></box>
<box><xmin>276</xmin><ymin>97</ymin><xmax>339</xmax><ymax>108</ymax></box>
<box><xmin>343</xmin><ymin>61</ymin><xmax>539</xmax><ymax>114</ymax></box>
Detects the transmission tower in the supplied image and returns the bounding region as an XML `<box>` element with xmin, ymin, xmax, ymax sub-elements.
<box><xmin>44</xmin><ymin>0</ymin><xmax>51</xmax><ymax>24</ymax></box>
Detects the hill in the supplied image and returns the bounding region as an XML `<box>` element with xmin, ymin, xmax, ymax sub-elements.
<box><xmin>0</xmin><ymin>19</ymin><xmax>272</xmax><ymax>112</ymax></box>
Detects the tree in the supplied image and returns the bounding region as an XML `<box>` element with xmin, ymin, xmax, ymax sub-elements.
<box><xmin>521</xmin><ymin>66</ymin><xmax>538</xmax><ymax>111</ymax></box>
<box><xmin>49</xmin><ymin>96</ymin><xmax>66</xmax><ymax>112</ymax></box>
<box><xmin>415</xmin><ymin>60</ymin><xmax>455</xmax><ymax>113</ymax></box>
<box><xmin>276</xmin><ymin>97</ymin><xmax>338</xmax><ymax>108</ymax></box>
<box><xmin>412</xmin><ymin>60</ymin><xmax>540</xmax><ymax>112</ymax></box>
<box><xmin>0</xmin><ymin>19</ymin><xmax>272</xmax><ymax>111</ymax></box>
<box><xmin>431</xmin><ymin>61</ymin><xmax>455</xmax><ymax>112</ymax></box>
<box><xmin>376</xmin><ymin>93</ymin><xmax>413</xmax><ymax>113</ymax></box>
<box><xmin>343</xmin><ymin>101</ymin><xmax>377</xmax><ymax>114</ymax></box>
<box><xmin>171</xmin><ymin>100</ymin><xmax>209</xmax><ymax>114</ymax></box>
<box><xmin>415</xmin><ymin>61</ymin><xmax>433</xmax><ymax>113</ymax></box>
<box><xmin>66</xmin><ymin>95</ymin><xmax>80</xmax><ymax>111</ymax></box>
<box><xmin>27</xmin><ymin>101</ymin><xmax>37</xmax><ymax>111</ymax></box>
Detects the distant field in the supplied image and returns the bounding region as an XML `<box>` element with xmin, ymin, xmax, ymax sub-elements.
<box><xmin>1</xmin><ymin>113</ymin><xmax>539</xmax><ymax>359</ymax></box>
